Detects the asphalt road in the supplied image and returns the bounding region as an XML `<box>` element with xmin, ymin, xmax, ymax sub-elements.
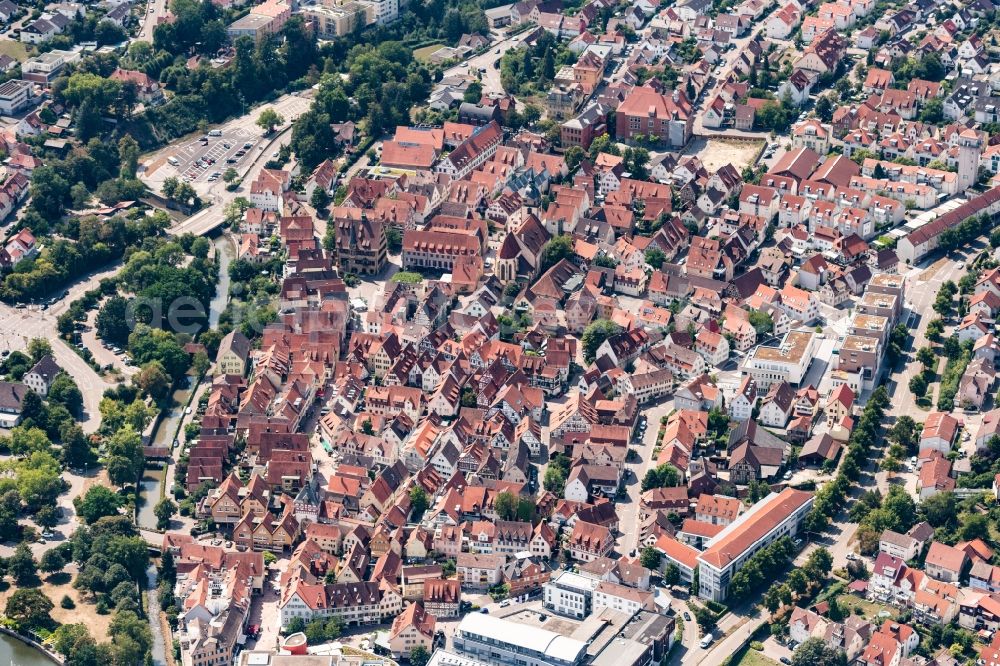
<box><xmin>0</xmin><ymin>263</ymin><xmax>121</xmax><ymax>433</ymax></box>
<box><xmin>137</xmin><ymin>0</ymin><xmax>168</xmax><ymax>43</ymax></box>
<box><xmin>617</xmin><ymin>398</ymin><xmax>674</xmax><ymax>556</ymax></box>
<box><xmin>689</xmin><ymin>7</ymin><xmax>782</xmax><ymax>139</ymax></box>
<box><xmin>888</xmin><ymin>244</ymin><xmax>978</xmax><ymax>423</ymax></box>
<box><xmin>442</xmin><ymin>31</ymin><xmax>533</xmax><ymax>98</ymax></box>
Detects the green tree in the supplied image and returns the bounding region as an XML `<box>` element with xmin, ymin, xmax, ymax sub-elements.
<box><xmin>582</xmin><ymin>319</ymin><xmax>622</xmax><ymax>362</ymax></box>
<box><xmin>310</xmin><ymin>187</ymin><xmax>330</xmax><ymax>210</ymax></box>
<box><xmin>28</xmin><ymin>338</ymin><xmax>52</xmax><ymax>363</ymax></box>
<box><xmin>909</xmin><ymin>373</ymin><xmax>927</xmax><ymax>397</ymax></box>
<box><xmin>154</xmin><ymin>498</ymin><xmax>176</xmax><ymax>530</ymax></box>
<box><xmin>463</xmin><ymin>80</ymin><xmax>484</xmax><ymax>104</ymax></box>
<box><xmin>933</xmin><ymin>292</ymin><xmax>953</xmax><ymax>317</ymax></box>
<box><xmin>588</xmin><ymin>134</ymin><xmax>618</xmax><ymax>159</ymax></box>
<box><xmin>104</xmin><ymin>426</ymin><xmax>144</xmax><ymax>487</ymax></box>
<box><xmin>888</xmin><ymin>415</ymin><xmax>919</xmax><ymax>452</ymax></box>
<box><xmin>645</xmin><ymin>248</ymin><xmax>666</xmax><ymax>268</ymax></box>
<box><xmin>663</xmin><ymin>563</ymin><xmax>680</xmax><ymax>586</ymax></box>
<box><xmin>815</xmin><ymin>95</ymin><xmax>834</xmax><ymax>122</ymax></box>
<box><xmin>39</xmin><ymin>548</ymin><xmax>65</xmax><ymax>574</ymax></box>
<box><xmin>960</xmin><ymin>513</ymin><xmax>990</xmax><ymax>541</ymax></box>
<box><xmin>748</xmin><ymin>310</ymin><xmax>774</xmax><ymax>335</ymax></box>
<box><xmin>9</xmin><ymin>543</ymin><xmax>37</xmax><ymax>586</ymax></box>
<box><xmin>256</xmin><ymin>108</ymin><xmax>285</xmax><ymax>134</ymax></box>
<box><xmin>118</xmin><ymin>135</ymin><xmax>139</xmax><ymax>179</ymax></box>
<box><xmin>540</xmin><ymin>235</ymin><xmax>575</xmax><ymax>272</ymax></box>
<box><xmin>74</xmin><ymin>485</ymin><xmax>122</xmax><ymax>524</ymax></box>
<box><xmin>791</xmin><ymin>638</ymin><xmax>847</xmax><ymax>666</ymax></box>
<box><xmin>916</xmin><ymin>347</ymin><xmax>936</xmax><ymax>371</ymax></box>
<box><xmin>49</xmin><ymin>373</ymin><xmax>84</xmax><ymax>417</ymax></box>
<box><xmin>642</xmin><ymin>463</ymin><xmax>680</xmax><ymax>491</ymax></box>
<box><xmin>409</xmin><ymin>485</ymin><xmax>429</xmax><ymax>519</ymax></box>
<box><xmin>544</xmin><ymin>465</ymin><xmax>566</xmax><ymax>496</ymax></box>
<box><xmin>494</xmin><ymin>490</ymin><xmax>518</xmax><ymax>520</ymax></box>
<box><xmin>921</xmin><ymin>491</ymin><xmax>956</xmax><ymax>528</ymax></box>
<box><xmin>564</xmin><ymin>146</ymin><xmax>584</xmax><ymax>172</ymax></box>
<box><xmin>5</xmin><ymin>588</ymin><xmax>53</xmax><ymax>630</ymax></box>
<box><xmin>639</xmin><ymin>546</ymin><xmax>661</xmax><ymax>569</ymax></box>
<box><xmin>134</xmin><ymin>361</ymin><xmax>172</xmax><ymax>402</ymax></box>
<box><xmin>693</xmin><ymin>605</ymin><xmax>716</xmax><ymax>632</ymax></box>
<box><xmin>625</xmin><ymin>147</ymin><xmax>650</xmax><ymax>179</ymax></box>
<box><xmin>410</xmin><ymin>645</ymin><xmax>430</xmax><ymax>666</ymax></box>
<box><xmin>35</xmin><ymin>505</ymin><xmax>59</xmax><ymax>530</ymax></box>
<box><xmin>96</xmin><ymin>296</ymin><xmax>131</xmax><ymax>346</ymax></box>
<box><xmin>926</xmin><ymin>318</ymin><xmax>945</xmax><ymax>342</ymax></box>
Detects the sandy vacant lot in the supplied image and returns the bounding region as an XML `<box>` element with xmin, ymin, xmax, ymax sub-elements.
<box><xmin>690</xmin><ymin>137</ymin><xmax>765</xmax><ymax>172</ymax></box>
<box><xmin>0</xmin><ymin>574</ymin><xmax>113</xmax><ymax>642</ymax></box>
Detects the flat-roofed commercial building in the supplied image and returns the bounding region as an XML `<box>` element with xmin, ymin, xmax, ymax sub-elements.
<box><xmin>856</xmin><ymin>290</ymin><xmax>901</xmax><ymax>324</ymax></box>
<box><xmin>741</xmin><ymin>329</ymin><xmax>817</xmax><ymax>393</ymax></box>
<box><xmin>453</xmin><ymin>614</ymin><xmax>587</xmax><ymax>666</ymax></box>
<box><xmin>697</xmin><ymin>488</ymin><xmax>814</xmax><ymax>601</ymax></box>
<box><xmin>867</xmin><ymin>272</ymin><xmax>906</xmax><ymax>301</ymax></box>
<box><xmin>301</xmin><ymin>3</ymin><xmax>370</xmax><ymax>38</ymax></box>
<box><xmin>0</xmin><ymin>80</ymin><xmax>33</xmax><ymax>115</ymax></box>
<box><xmin>543</xmin><ymin>570</ymin><xmax>599</xmax><ymax>619</ymax></box>
<box><xmin>833</xmin><ymin>334</ymin><xmax>883</xmax><ymax>392</ymax></box>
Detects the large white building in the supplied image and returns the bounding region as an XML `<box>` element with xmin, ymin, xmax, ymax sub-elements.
<box><xmin>741</xmin><ymin>330</ymin><xmax>817</xmax><ymax>393</ymax></box>
<box><xmin>697</xmin><ymin>488</ymin><xmax>814</xmax><ymax>601</ymax></box>
<box><xmin>543</xmin><ymin>571</ymin><xmax>598</xmax><ymax>619</ymax></box>
<box><xmin>452</xmin><ymin>614</ymin><xmax>587</xmax><ymax>666</ymax></box>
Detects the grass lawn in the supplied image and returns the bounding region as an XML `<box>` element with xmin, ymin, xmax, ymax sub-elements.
<box><xmin>413</xmin><ymin>43</ymin><xmax>445</xmax><ymax>62</ymax></box>
<box><xmin>731</xmin><ymin>646</ymin><xmax>780</xmax><ymax>666</ymax></box>
<box><xmin>833</xmin><ymin>594</ymin><xmax>898</xmax><ymax>622</ymax></box>
<box><xmin>0</xmin><ymin>39</ymin><xmax>28</xmax><ymax>62</ymax></box>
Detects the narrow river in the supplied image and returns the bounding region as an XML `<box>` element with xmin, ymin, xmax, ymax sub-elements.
<box><xmin>136</xmin><ymin>233</ymin><xmax>232</xmax><ymax>530</ymax></box>
<box><xmin>136</xmin><ymin>385</ymin><xmax>190</xmax><ymax>531</ymax></box>
<box><xmin>209</xmin><ymin>234</ymin><xmax>234</xmax><ymax>328</ymax></box>
<box><xmin>0</xmin><ymin>632</ymin><xmax>54</xmax><ymax>666</ymax></box>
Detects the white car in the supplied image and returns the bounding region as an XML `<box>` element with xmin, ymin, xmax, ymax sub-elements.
<box><xmin>957</xmin><ymin>261</ymin><xmax>965</xmax><ymax>269</ymax></box>
<box><xmin>700</xmin><ymin>634</ymin><xmax>714</xmax><ymax>649</ymax></box>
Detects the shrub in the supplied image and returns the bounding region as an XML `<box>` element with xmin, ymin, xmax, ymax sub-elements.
<box><xmin>750</xmin><ymin>642</ymin><xmax>764</xmax><ymax>651</ymax></box>
<box><xmin>60</xmin><ymin>595</ymin><xmax>75</xmax><ymax>609</ymax></box>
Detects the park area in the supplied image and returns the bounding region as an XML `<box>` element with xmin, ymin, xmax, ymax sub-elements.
<box><xmin>0</xmin><ymin>573</ymin><xmax>113</xmax><ymax>642</ymax></box>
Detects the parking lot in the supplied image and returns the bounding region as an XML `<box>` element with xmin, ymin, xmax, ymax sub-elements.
<box><xmin>168</xmin><ymin>128</ymin><xmax>262</xmax><ymax>184</ymax></box>
<box><xmin>141</xmin><ymin>94</ymin><xmax>312</xmax><ymax>193</ymax></box>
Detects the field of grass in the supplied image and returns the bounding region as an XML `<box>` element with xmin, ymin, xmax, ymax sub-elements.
<box><xmin>730</xmin><ymin>646</ymin><xmax>780</xmax><ymax>666</ymax></box>
<box><xmin>413</xmin><ymin>43</ymin><xmax>445</xmax><ymax>62</ymax></box>
<box><xmin>0</xmin><ymin>39</ymin><xmax>28</xmax><ymax>62</ymax></box>
<box><xmin>834</xmin><ymin>593</ymin><xmax>898</xmax><ymax>621</ymax></box>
